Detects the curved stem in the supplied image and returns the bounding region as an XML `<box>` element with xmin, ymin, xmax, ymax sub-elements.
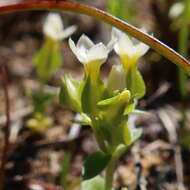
<box><xmin>0</xmin><ymin>1</ymin><xmax>189</xmax><ymax>74</ymax></box>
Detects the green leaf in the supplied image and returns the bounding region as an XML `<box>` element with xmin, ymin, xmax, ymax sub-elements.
<box><xmin>81</xmin><ymin>176</ymin><xmax>105</xmax><ymax>190</ymax></box>
<box><xmin>82</xmin><ymin>151</ymin><xmax>111</xmax><ymax>180</ymax></box>
<box><xmin>133</xmin><ymin>70</ymin><xmax>146</xmax><ymax>98</ymax></box>
<box><xmin>73</xmin><ymin>113</ymin><xmax>92</xmax><ymax>126</ymax></box>
<box><xmin>34</xmin><ymin>37</ymin><xmax>62</xmax><ymax>83</ymax></box>
<box><xmin>97</xmin><ymin>94</ymin><xmax>119</xmax><ymax>106</ymax></box>
<box><xmin>123</xmin><ymin>123</ymin><xmax>132</xmax><ymax>145</ymax></box>
<box><xmin>127</xmin><ymin>67</ymin><xmax>146</xmax><ymax>99</ymax></box>
<box><xmin>59</xmin><ymin>75</ymin><xmax>82</xmax><ymax>112</ymax></box>
<box><xmin>31</xmin><ymin>91</ymin><xmax>55</xmax><ymax>113</ymax></box>
<box><xmin>81</xmin><ymin>77</ymin><xmax>106</xmax><ymax>116</ymax></box>
<box><xmin>123</xmin><ymin>102</ymin><xmax>136</xmax><ymax>115</ymax></box>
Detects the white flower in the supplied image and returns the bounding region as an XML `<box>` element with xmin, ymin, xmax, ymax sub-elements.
<box><xmin>111</xmin><ymin>27</ymin><xmax>149</xmax><ymax>73</ymax></box>
<box><xmin>111</xmin><ymin>27</ymin><xmax>149</xmax><ymax>60</ymax></box>
<box><xmin>43</xmin><ymin>13</ymin><xmax>77</xmax><ymax>41</ymax></box>
<box><xmin>169</xmin><ymin>2</ymin><xmax>184</xmax><ymax>19</ymax></box>
<box><xmin>69</xmin><ymin>34</ymin><xmax>114</xmax><ymax>64</ymax></box>
<box><xmin>69</xmin><ymin>34</ymin><xmax>115</xmax><ymax>81</ymax></box>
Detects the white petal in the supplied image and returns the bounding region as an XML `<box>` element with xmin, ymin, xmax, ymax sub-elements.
<box><xmin>112</xmin><ymin>27</ymin><xmax>150</xmax><ymax>58</ymax></box>
<box><xmin>169</xmin><ymin>2</ymin><xmax>184</xmax><ymax>19</ymax></box>
<box><xmin>68</xmin><ymin>38</ymin><xmax>86</xmax><ymax>63</ymax></box>
<box><xmin>60</xmin><ymin>25</ymin><xmax>77</xmax><ymax>39</ymax></box>
<box><xmin>135</xmin><ymin>42</ymin><xmax>150</xmax><ymax>57</ymax></box>
<box><xmin>77</xmin><ymin>34</ymin><xmax>94</xmax><ymax>50</ymax></box>
<box><xmin>112</xmin><ymin>28</ymin><xmax>133</xmax><ymax>55</ymax></box>
<box><xmin>43</xmin><ymin>13</ymin><xmax>64</xmax><ymax>40</ymax></box>
<box><xmin>107</xmin><ymin>37</ymin><xmax>116</xmax><ymax>52</ymax></box>
<box><xmin>87</xmin><ymin>43</ymin><xmax>108</xmax><ymax>63</ymax></box>
<box><xmin>116</xmin><ymin>35</ymin><xmax>134</xmax><ymax>56</ymax></box>
<box><xmin>111</xmin><ymin>27</ymin><xmax>122</xmax><ymax>40</ymax></box>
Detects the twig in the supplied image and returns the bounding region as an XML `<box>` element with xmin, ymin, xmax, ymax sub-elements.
<box><xmin>157</xmin><ymin>108</ymin><xmax>185</xmax><ymax>190</ymax></box>
<box><xmin>0</xmin><ymin>59</ymin><xmax>11</xmax><ymax>190</ymax></box>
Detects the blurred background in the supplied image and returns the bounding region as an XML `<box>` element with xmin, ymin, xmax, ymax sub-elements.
<box><xmin>0</xmin><ymin>0</ymin><xmax>190</xmax><ymax>190</ymax></box>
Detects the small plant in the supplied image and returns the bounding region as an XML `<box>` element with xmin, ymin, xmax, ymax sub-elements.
<box><xmin>26</xmin><ymin>13</ymin><xmax>77</xmax><ymax>133</ymax></box>
<box><xmin>0</xmin><ymin>1</ymin><xmax>190</xmax><ymax>190</ymax></box>
<box><xmin>59</xmin><ymin>28</ymin><xmax>149</xmax><ymax>189</ymax></box>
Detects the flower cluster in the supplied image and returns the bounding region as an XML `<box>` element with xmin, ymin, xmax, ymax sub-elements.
<box><xmin>60</xmin><ymin>27</ymin><xmax>149</xmax><ymax>154</ymax></box>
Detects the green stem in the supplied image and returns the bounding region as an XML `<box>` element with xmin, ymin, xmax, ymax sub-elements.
<box><xmin>178</xmin><ymin>0</ymin><xmax>190</xmax><ymax>99</ymax></box>
<box><xmin>105</xmin><ymin>156</ymin><xmax>116</xmax><ymax>190</ymax></box>
<box><xmin>178</xmin><ymin>0</ymin><xmax>190</xmax><ymax>126</ymax></box>
<box><xmin>105</xmin><ymin>145</ymin><xmax>126</xmax><ymax>190</ymax></box>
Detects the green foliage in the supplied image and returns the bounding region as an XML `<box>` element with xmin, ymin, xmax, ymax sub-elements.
<box><xmin>123</xmin><ymin>101</ymin><xmax>136</xmax><ymax>115</ymax></box>
<box><xmin>73</xmin><ymin>113</ymin><xmax>92</xmax><ymax>126</ymax></box>
<box><xmin>126</xmin><ymin>67</ymin><xmax>146</xmax><ymax>99</ymax></box>
<box><xmin>107</xmin><ymin>0</ymin><xmax>133</xmax><ymax>21</ymax></box>
<box><xmin>81</xmin><ymin>77</ymin><xmax>106</xmax><ymax>117</ymax></box>
<box><xmin>59</xmin><ymin>28</ymin><xmax>148</xmax><ymax>190</ymax></box>
<box><xmin>59</xmin><ymin>75</ymin><xmax>83</xmax><ymax>113</ymax></box>
<box><xmin>81</xmin><ymin>176</ymin><xmax>105</xmax><ymax>190</ymax></box>
<box><xmin>83</xmin><ymin>151</ymin><xmax>111</xmax><ymax>180</ymax></box>
<box><xmin>31</xmin><ymin>90</ymin><xmax>55</xmax><ymax>113</ymax></box>
<box><xmin>59</xmin><ymin>65</ymin><xmax>143</xmax><ymax>154</ymax></box>
<box><xmin>34</xmin><ymin>37</ymin><xmax>62</xmax><ymax>83</ymax></box>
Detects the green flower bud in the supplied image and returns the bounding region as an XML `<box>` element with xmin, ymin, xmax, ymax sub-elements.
<box><xmin>107</xmin><ymin>64</ymin><xmax>126</xmax><ymax>96</ymax></box>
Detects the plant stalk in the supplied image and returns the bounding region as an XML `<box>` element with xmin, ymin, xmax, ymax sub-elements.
<box><xmin>105</xmin><ymin>145</ymin><xmax>126</xmax><ymax>190</ymax></box>
<box><xmin>178</xmin><ymin>0</ymin><xmax>190</xmax><ymax>99</ymax></box>
<box><xmin>105</xmin><ymin>156</ymin><xmax>117</xmax><ymax>190</ymax></box>
<box><xmin>178</xmin><ymin>0</ymin><xmax>190</xmax><ymax>127</ymax></box>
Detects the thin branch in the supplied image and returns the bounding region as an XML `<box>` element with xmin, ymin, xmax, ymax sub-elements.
<box><xmin>0</xmin><ymin>59</ymin><xmax>11</xmax><ymax>190</ymax></box>
<box><xmin>0</xmin><ymin>1</ymin><xmax>189</xmax><ymax>74</ymax></box>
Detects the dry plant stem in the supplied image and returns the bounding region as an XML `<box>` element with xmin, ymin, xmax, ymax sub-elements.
<box><xmin>0</xmin><ymin>61</ymin><xmax>10</xmax><ymax>190</ymax></box>
<box><xmin>158</xmin><ymin>109</ymin><xmax>185</xmax><ymax>190</ymax></box>
<box><xmin>0</xmin><ymin>1</ymin><xmax>190</xmax><ymax>74</ymax></box>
